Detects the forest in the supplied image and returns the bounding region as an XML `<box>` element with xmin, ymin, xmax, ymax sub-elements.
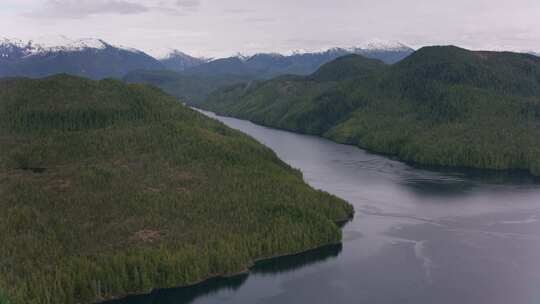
<box><xmin>0</xmin><ymin>75</ymin><xmax>353</xmax><ymax>304</ymax></box>
<box><xmin>197</xmin><ymin>46</ymin><xmax>540</xmax><ymax>176</ymax></box>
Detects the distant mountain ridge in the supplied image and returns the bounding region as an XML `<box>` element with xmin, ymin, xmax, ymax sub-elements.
<box><xmin>0</xmin><ymin>36</ymin><xmax>414</xmax><ymax>80</ymax></box>
<box><xmin>182</xmin><ymin>42</ymin><xmax>414</xmax><ymax>79</ymax></box>
<box><xmin>0</xmin><ymin>36</ymin><xmax>164</xmax><ymax>79</ymax></box>
<box><xmin>0</xmin><ymin>36</ymin><xmax>142</xmax><ymax>58</ymax></box>
<box><xmin>157</xmin><ymin>49</ymin><xmax>211</xmax><ymax>72</ymax></box>
<box><xmin>124</xmin><ymin>40</ymin><xmax>414</xmax><ymax>104</ymax></box>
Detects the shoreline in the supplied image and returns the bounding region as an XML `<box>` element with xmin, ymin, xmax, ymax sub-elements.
<box><xmin>98</xmin><ymin>216</ymin><xmax>352</xmax><ymax>303</ymax></box>
<box><xmin>98</xmin><ymin>237</ymin><xmax>347</xmax><ymax>303</ymax></box>
<box><xmin>195</xmin><ymin>107</ymin><xmax>540</xmax><ymax>178</ymax></box>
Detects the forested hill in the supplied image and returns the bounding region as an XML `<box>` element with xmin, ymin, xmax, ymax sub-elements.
<box><xmin>198</xmin><ymin>46</ymin><xmax>540</xmax><ymax>176</ymax></box>
<box><xmin>123</xmin><ymin>69</ymin><xmax>251</xmax><ymax>104</ymax></box>
<box><xmin>0</xmin><ymin>75</ymin><xmax>353</xmax><ymax>304</ymax></box>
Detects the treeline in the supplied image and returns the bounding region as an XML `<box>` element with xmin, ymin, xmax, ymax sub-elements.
<box><xmin>198</xmin><ymin>46</ymin><xmax>540</xmax><ymax>176</ymax></box>
<box><xmin>0</xmin><ymin>75</ymin><xmax>353</xmax><ymax>304</ymax></box>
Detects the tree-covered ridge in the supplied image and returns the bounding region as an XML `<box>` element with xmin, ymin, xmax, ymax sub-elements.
<box><xmin>123</xmin><ymin>69</ymin><xmax>251</xmax><ymax>104</ymax></box>
<box><xmin>198</xmin><ymin>46</ymin><xmax>540</xmax><ymax>175</ymax></box>
<box><xmin>0</xmin><ymin>75</ymin><xmax>353</xmax><ymax>304</ymax></box>
<box><xmin>309</xmin><ymin>54</ymin><xmax>386</xmax><ymax>82</ymax></box>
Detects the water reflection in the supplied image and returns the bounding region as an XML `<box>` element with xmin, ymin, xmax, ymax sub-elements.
<box><xmin>106</xmin><ymin>275</ymin><xmax>249</xmax><ymax>304</ymax></box>
<box><xmin>252</xmin><ymin>244</ymin><xmax>342</xmax><ymax>275</ymax></box>
<box><xmin>409</xmin><ymin>163</ymin><xmax>540</xmax><ymax>186</ymax></box>
<box><xmin>399</xmin><ymin>177</ymin><xmax>475</xmax><ymax>197</ymax></box>
<box><xmin>398</xmin><ymin>165</ymin><xmax>540</xmax><ymax>201</ymax></box>
<box><xmin>105</xmin><ymin>244</ymin><xmax>342</xmax><ymax>304</ymax></box>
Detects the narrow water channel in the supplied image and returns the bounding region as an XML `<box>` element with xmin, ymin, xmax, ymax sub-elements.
<box><xmin>110</xmin><ymin>110</ymin><xmax>540</xmax><ymax>304</ymax></box>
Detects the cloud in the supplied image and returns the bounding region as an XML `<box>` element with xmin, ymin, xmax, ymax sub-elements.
<box><xmin>244</xmin><ymin>17</ymin><xmax>276</xmax><ymax>23</ymax></box>
<box><xmin>9</xmin><ymin>0</ymin><xmax>540</xmax><ymax>57</ymax></box>
<box><xmin>30</xmin><ymin>0</ymin><xmax>148</xmax><ymax>19</ymax></box>
<box><xmin>223</xmin><ymin>8</ymin><xmax>252</xmax><ymax>14</ymax></box>
<box><xmin>27</xmin><ymin>0</ymin><xmax>203</xmax><ymax>19</ymax></box>
<box><xmin>176</xmin><ymin>0</ymin><xmax>200</xmax><ymax>9</ymax></box>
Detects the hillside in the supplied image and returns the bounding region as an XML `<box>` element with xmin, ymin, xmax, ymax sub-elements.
<box><xmin>199</xmin><ymin>46</ymin><xmax>540</xmax><ymax>175</ymax></box>
<box><xmin>0</xmin><ymin>75</ymin><xmax>353</xmax><ymax>304</ymax></box>
<box><xmin>123</xmin><ymin>69</ymin><xmax>251</xmax><ymax>103</ymax></box>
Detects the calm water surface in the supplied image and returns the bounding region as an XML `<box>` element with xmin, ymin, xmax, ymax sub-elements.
<box><xmin>110</xmin><ymin>110</ymin><xmax>540</xmax><ymax>304</ymax></box>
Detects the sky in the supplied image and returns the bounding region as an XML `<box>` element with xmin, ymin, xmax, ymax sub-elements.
<box><xmin>1</xmin><ymin>0</ymin><xmax>539</xmax><ymax>58</ymax></box>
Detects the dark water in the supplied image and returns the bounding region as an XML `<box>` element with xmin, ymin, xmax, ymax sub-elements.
<box><xmin>110</xmin><ymin>110</ymin><xmax>540</xmax><ymax>304</ymax></box>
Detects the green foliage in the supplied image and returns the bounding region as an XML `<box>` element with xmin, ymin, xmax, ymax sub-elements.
<box><xmin>0</xmin><ymin>290</ymin><xmax>11</xmax><ymax>304</ymax></box>
<box><xmin>200</xmin><ymin>46</ymin><xmax>540</xmax><ymax>175</ymax></box>
<box><xmin>0</xmin><ymin>75</ymin><xmax>353</xmax><ymax>304</ymax></box>
<box><xmin>309</xmin><ymin>54</ymin><xmax>385</xmax><ymax>82</ymax></box>
<box><xmin>123</xmin><ymin>70</ymin><xmax>251</xmax><ymax>104</ymax></box>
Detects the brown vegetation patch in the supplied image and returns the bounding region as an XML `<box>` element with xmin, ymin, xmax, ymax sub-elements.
<box><xmin>176</xmin><ymin>187</ymin><xmax>191</xmax><ymax>194</ymax></box>
<box><xmin>19</xmin><ymin>167</ymin><xmax>47</xmax><ymax>174</ymax></box>
<box><xmin>131</xmin><ymin>230</ymin><xmax>162</xmax><ymax>243</ymax></box>
<box><xmin>56</xmin><ymin>179</ymin><xmax>72</xmax><ymax>192</ymax></box>
<box><xmin>197</xmin><ymin>128</ymin><xmax>226</xmax><ymax>142</ymax></box>
<box><xmin>145</xmin><ymin>186</ymin><xmax>161</xmax><ymax>193</ymax></box>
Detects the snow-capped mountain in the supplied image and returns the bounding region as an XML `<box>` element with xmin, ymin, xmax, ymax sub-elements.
<box><xmin>183</xmin><ymin>41</ymin><xmax>414</xmax><ymax>79</ymax></box>
<box><xmin>286</xmin><ymin>40</ymin><xmax>412</xmax><ymax>56</ymax></box>
<box><xmin>158</xmin><ymin>49</ymin><xmax>210</xmax><ymax>72</ymax></box>
<box><xmin>352</xmin><ymin>39</ymin><xmax>412</xmax><ymax>52</ymax></box>
<box><xmin>0</xmin><ymin>38</ymin><xmax>37</xmax><ymax>61</ymax></box>
<box><xmin>285</xmin><ymin>40</ymin><xmax>414</xmax><ymax>65</ymax></box>
<box><xmin>0</xmin><ymin>36</ymin><xmax>163</xmax><ymax>79</ymax></box>
<box><xmin>0</xmin><ymin>36</ymin><xmax>414</xmax><ymax>80</ymax></box>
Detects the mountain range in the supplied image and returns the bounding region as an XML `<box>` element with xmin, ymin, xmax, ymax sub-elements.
<box><xmin>0</xmin><ymin>37</ymin><xmax>164</xmax><ymax>79</ymax></box>
<box><xmin>0</xmin><ymin>36</ymin><xmax>414</xmax><ymax>80</ymax></box>
<box><xmin>180</xmin><ymin>41</ymin><xmax>414</xmax><ymax>79</ymax></box>
<box><xmin>123</xmin><ymin>41</ymin><xmax>415</xmax><ymax>102</ymax></box>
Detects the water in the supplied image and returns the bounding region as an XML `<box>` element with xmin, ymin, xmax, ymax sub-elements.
<box><xmin>110</xmin><ymin>110</ymin><xmax>540</xmax><ymax>304</ymax></box>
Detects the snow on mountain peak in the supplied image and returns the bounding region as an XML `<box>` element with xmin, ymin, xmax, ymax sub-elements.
<box><xmin>26</xmin><ymin>36</ymin><xmax>109</xmax><ymax>55</ymax></box>
<box><xmin>67</xmin><ymin>38</ymin><xmax>109</xmax><ymax>50</ymax></box>
<box><xmin>352</xmin><ymin>39</ymin><xmax>410</xmax><ymax>51</ymax></box>
<box><xmin>28</xmin><ymin>35</ymin><xmax>74</xmax><ymax>49</ymax></box>
<box><xmin>353</xmin><ymin>39</ymin><xmax>412</xmax><ymax>52</ymax></box>
<box><xmin>0</xmin><ymin>36</ymin><xmax>140</xmax><ymax>58</ymax></box>
<box><xmin>157</xmin><ymin>49</ymin><xmax>191</xmax><ymax>60</ymax></box>
<box><xmin>234</xmin><ymin>52</ymin><xmax>251</xmax><ymax>62</ymax></box>
<box><xmin>0</xmin><ymin>37</ymin><xmax>27</xmax><ymax>48</ymax></box>
<box><xmin>282</xmin><ymin>41</ymin><xmax>412</xmax><ymax>57</ymax></box>
<box><xmin>148</xmin><ymin>48</ymin><xmax>205</xmax><ymax>61</ymax></box>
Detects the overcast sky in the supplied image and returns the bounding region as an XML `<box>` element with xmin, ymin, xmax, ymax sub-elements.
<box><xmin>1</xmin><ymin>0</ymin><xmax>539</xmax><ymax>58</ymax></box>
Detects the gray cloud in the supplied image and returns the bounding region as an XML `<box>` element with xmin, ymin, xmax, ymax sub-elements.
<box><xmin>244</xmin><ymin>17</ymin><xmax>276</xmax><ymax>23</ymax></box>
<box><xmin>31</xmin><ymin>0</ymin><xmax>148</xmax><ymax>18</ymax></box>
<box><xmin>173</xmin><ymin>0</ymin><xmax>200</xmax><ymax>13</ymax></box>
<box><xmin>176</xmin><ymin>0</ymin><xmax>200</xmax><ymax>8</ymax></box>
<box><xmin>223</xmin><ymin>8</ymin><xmax>253</xmax><ymax>14</ymax></box>
<box><xmin>8</xmin><ymin>0</ymin><xmax>540</xmax><ymax>57</ymax></box>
